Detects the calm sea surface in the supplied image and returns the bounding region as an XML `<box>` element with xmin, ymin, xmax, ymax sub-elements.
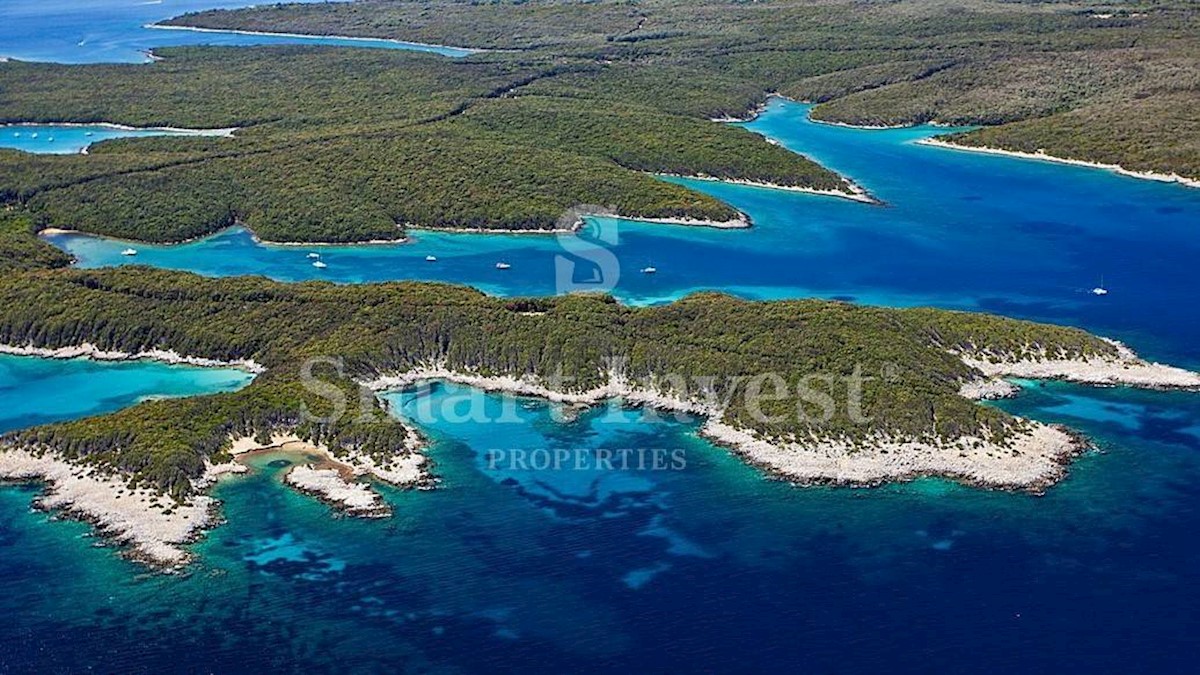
<box><xmin>3</xmin><ymin>4</ymin><xmax>1200</xmax><ymax>672</ymax></box>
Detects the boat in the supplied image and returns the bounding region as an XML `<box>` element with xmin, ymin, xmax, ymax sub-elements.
<box><xmin>312</xmin><ymin>260</ymin><xmax>328</xmax><ymax>269</ymax></box>
<box><xmin>495</xmin><ymin>262</ymin><xmax>511</xmax><ymax>270</ymax></box>
<box><xmin>425</xmin><ymin>255</ymin><xmax>437</xmax><ymax>262</ymax></box>
<box><xmin>30</xmin><ymin>133</ymin><xmax>38</xmax><ymax>139</ymax></box>
<box><xmin>641</xmin><ymin>266</ymin><xmax>657</xmax><ymax>274</ymax></box>
<box><xmin>1091</xmin><ymin>275</ymin><xmax>1108</xmax><ymax>296</ymax></box>
<box><xmin>306</xmin><ymin>252</ymin><xmax>321</xmax><ymax>259</ymax></box>
<box><xmin>84</xmin><ymin>131</ymin><xmax>94</xmax><ymax>137</ymax></box>
<box><xmin>120</xmin><ymin>248</ymin><xmax>138</xmax><ymax>256</ymax></box>
<box><xmin>46</xmin><ymin>137</ymin><xmax>54</xmax><ymax>142</ymax></box>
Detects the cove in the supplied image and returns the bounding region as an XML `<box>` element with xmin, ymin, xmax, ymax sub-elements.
<box><xmin>1</xmin><ymin>378</ymin><xmax>1197</xmax><ymax>672</ymax></box>
<box><xmin>0</xmin><ymin>124</ymin><xmax>233</xmax><ymax>155</ymax></box>
<box><xmin>0</xmin><ymin>0</ymin><xmax>474</xmax><ymax>64</ymax></box>
<box><xmin>0</xmin><ymin>352</ymin><xmax>253</xmax><ymax>433</ymax></box>
<box><xmin>48</xmin><ymin>97</ymin><xmax>1200</xmax><ymax>367</ymax></box>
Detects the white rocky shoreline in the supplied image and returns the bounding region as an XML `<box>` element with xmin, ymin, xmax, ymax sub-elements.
<box><xmin>0</xmin><ymin>447</ymin><xmax>242</xmax><ymax>570</ymax></box>
<box><xmin>957</xmin><ymin>339</ymin><xmax>1200</xmax><ymax>395</ymax></box>
<box><xmin>363</xmin><ymin>366</ymin><xmax>1086</xmax><ymax>494</ymax></box>
<box><xmin>362</xmin><ymin>339</ymin><xmax>1200</xmax><ymax>494</ymax></box>
<box><xmin>145</xmin><ymin>22</ymin><xmax>485</xmax><ymax>54</ymax></box>
<box><xmin>917</xmin><ymin>137</ymin><xmax>1200</xmax><ymax>188</ymax></box>
<box><xmin>1</xmin><ymin>337</ymin><xmax>1198</xmax><ymax>569</ymax></box>
<box><xmin>0</xmin><ymin>342</ymin><xmax>265</xmax><ymax>374</ymax></box>
<box><xmin>657</xmin><ymin>172</ymin><xmax>878</xmax><ymax>205</ymax></box>
<box><xmin>228</xmin><ymin>433</ymin><xmax>430</xmax><ymax>520</ymax></box>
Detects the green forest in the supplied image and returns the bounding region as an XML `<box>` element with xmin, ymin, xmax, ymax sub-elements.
<box><xmin>0</xmin><ymin>249</ymin><xmax>1115</xmax><ymax>497</ymax></box>
<box><xmin>0</xmin><ymin>0</ymin><xmax>1192</xmax><ymax>503</ymax></box>
<box><xmin>0</xmin><ymin>46</ymin><xmax>842</xmax><ymax>243</ymax></box>
<box><xmin>3</xmin><ymin>1</ymin><xmax>1195</xmax><ymax>242</ymax></box>
<box><xmin>168</xmin><ymin>0</ymin><xmax>1200</xmax><ymax>179</ymax></box>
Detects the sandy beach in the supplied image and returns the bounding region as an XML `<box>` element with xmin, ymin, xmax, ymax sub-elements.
<box><xmin>918</xmin><ymin>137</ymin><xmax>1200</xmax><ymax>188</ymax></box>
<box><xmin>228</xmin><ymin>433</ymin><xmax>429</xmax><ymax>516</ymax></box>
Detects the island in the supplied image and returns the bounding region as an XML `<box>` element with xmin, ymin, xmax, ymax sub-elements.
<box><xmin>164</xmin><ymin>0</ymin><xmax>1199</xmax><ymax>186</ymax></box>
<box><xmin>1</xmin><ymin>0</ymin><xmax>1198</xmax><ymax>571</ymax></box>
<box><xmin>0</xmin><ymin>248</ymin><xmax>1197</xmax><ymax>567</ymax></box>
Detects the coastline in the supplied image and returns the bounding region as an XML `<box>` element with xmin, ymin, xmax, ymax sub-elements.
<box><xmin>0</xmin><ymin>342</ymin><xmax>265</xmax><ymax>374</ymax></box>
<box><xmin>917</xmin><ymin>137</ymin><xmax>1200</xmax><ymax>188</ymax></box>
<box><xmin>229</xmin><ymin>433</ymin><xmax>429</xmax><ymax>518</ymax></box>
<box><xmin>145</xmin><ymin>23</ymin><xmax>483</xmax><ymax>55</ymax></box>
<box><xmin>360</xmin><ymin>366</ymin><xmax>1081</xmax><ymax>493</ymax></box>
<box><xmin>0</xmin><ymin>447</ymin><xmax>238</xmax><ymax>569</ymax></box>
<box><xmin>411</xmin><ymin>208</ymin><xmax>753</xmax><ymax>233</ymax></box>
<box><xmin>38</xmin><ymin>225</ymin><xmax>408</xmax><ymax>248</ymax></box>
<box><xmin>659</xmin><ymin>173</ymin><xmax>878</xmax><ymax>205</ymax></box>
<box><xmin>708</xmin><ymin>93</ymin><xmax>778</xmax><ymax>124</ymax></box>
<box><xmin>958</xmin><ymin>339</ymin><xmax>1200</xmax><ymax>391</ymax></box>
<box><xmin>4</xmin><ymin>334</ymin><xmax>1196</xmax><ymax>569</ymax></box>
<box><xmin>0</xmin><ymin>121</ymin><xmax>237</xmax><ymax>136</ymax></box>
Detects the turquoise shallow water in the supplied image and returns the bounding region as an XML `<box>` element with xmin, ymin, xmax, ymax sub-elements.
<box><xmin>0</xmin><ymin>0</ymin><xmax>474</xmax><ymax>63</ymax></box>
<box><xmin>0</xmin><ymin>353</ymin><xmax>253</xmax><ymax>433</ymax></box>
<box><xmin>1</xmin><ymin>380</ymin><xmax>1198</xmax><ymax>672</ymax></box>
<box><xmin>5</xmin><ymin>5</ymin><xmax>1200</xmax><ymax>670</ymax></box>
<box><xmin>0</xmin><ymin>124</ymin><xmax>229</xmax><ymax>155</ymax></box>
<box><xmin>51</xmin><ymin>98</ymin><xmax>1200</xmax><ymax>368</ymax></box>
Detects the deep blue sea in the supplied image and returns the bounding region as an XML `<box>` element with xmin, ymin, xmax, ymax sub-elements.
<box><xmin>4</xmin><ymin>3</ymin><xmax>1200</xmax><ymax>673</ymax></box>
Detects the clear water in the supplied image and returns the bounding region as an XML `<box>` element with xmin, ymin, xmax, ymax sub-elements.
<box><xmin>0</xmin><ymin>380</ymin><xmax>1197</xmax><ymax>672</ymax></box>
<box><xmin>0</xmin><ymin>124</ymin><xmax>228</xmax><ymax>155</ymax></box>
<box><xmin>0</xmin><ymin>353</ymin><xmax>254</xmax><ymax>433</ymax></box>
<box><xmin>5</xmin><ymin>5</ymin><xmax>1200</xmax><ymax>672</ymax></box>
<box><xmin>51</xmin><ymin>98</ymin><xmax>1200</xmax><ymax>367</ymax></box>
<box><xmin>0</xmin><ymin>0</ymin><xmax>474</xmax><ymax>63</ymax></box>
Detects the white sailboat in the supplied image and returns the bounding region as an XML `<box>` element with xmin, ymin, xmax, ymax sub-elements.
<box><xmin>641</xmin><ymin>266</ymin><xmax>657</xmax><ymax>274</ymax></box>
<box><xmin>1091</xmin><ymin>275</ymin><xmax>1108</xmax><ymax>296</ymax></box>
<box><xmin>425</xmin><ymin>255</ymin><xmax>438</xmax><ymax>262</ymax></box>
<box><xmin>312</xmin><ymin>260</ymin><xmax>328</xmax><ymax>269</ymax></box>
<box><xmin>495</xmin><ymin>262</ymin><xmax>511</xmax><ymax>270</ymax></box>
<box><xmin>307</xmin><ymin>252</ymin><xmax>321</xmax><ymax>259</ymax></box>
<box><xmin>120</xmin><ymin>248</ymin><xmax>138</xmax><ymax>256</ymax></box>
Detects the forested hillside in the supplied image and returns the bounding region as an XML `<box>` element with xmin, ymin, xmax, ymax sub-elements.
<box><xmin>0</xmin><ymin>46</ymin><xmax>846</xmax><ymax>242</ymax></box>
<box><xmin>168</xmin><ymin>0</ymin><xmax>1200</xmax><ymax>180</ymax></box>
<box><xmin>0</xmin><ymin>263</ymin><xmax>1116</xmax><ymax>497</ymax></box>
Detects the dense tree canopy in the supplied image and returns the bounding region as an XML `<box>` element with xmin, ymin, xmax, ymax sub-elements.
<box><xmin>0</xmin><ymin>263</ymin><xmax>1115</xmax><ymax>497</ymax></box>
